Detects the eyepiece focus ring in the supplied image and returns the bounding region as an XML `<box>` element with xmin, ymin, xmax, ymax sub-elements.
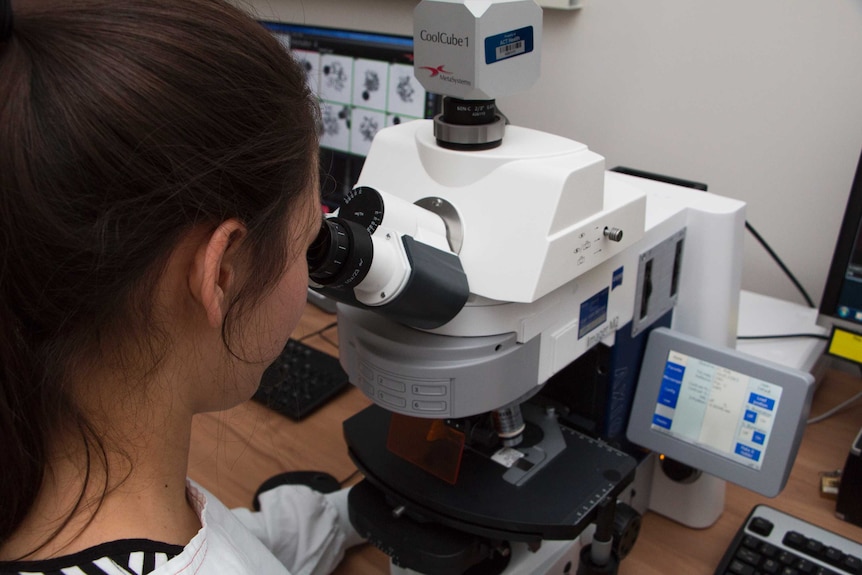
<box><xmin>307</xmin><ymin>218</ymin><xmax>373</xmax><ymax>290</ymax></box>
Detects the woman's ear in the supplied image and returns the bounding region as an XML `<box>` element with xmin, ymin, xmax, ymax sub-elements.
<box><xmin>190</xmin><ymin>219</ymin><xmax>247</xmax><ymax>328</ymax></box>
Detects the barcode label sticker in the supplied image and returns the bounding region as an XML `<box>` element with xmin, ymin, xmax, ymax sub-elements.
<box><xmin>496</xmin><ymin>40</ymin><xmax>525</xmax><ymax>60</ymax></box>
<box><xmin>485</xmin><ymin>26</ymin><xmax>534</xmax><ymax>65</ymax></box>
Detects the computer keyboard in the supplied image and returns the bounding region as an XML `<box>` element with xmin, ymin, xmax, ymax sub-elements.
<box><xmin>715</xmin><ymin>504</ymin><xmax>862</xmax><ymax>575</ymax></box>
<box><xmin>252</xmin><ymin>338</ymin><xmax>349</xmax><ymax>420</ymax></box>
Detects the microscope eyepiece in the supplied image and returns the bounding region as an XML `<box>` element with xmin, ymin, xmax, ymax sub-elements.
<box><xmin>307</xmin><ymin>217</ymin><xmax>373</xmax><ymax>290</ymax></box>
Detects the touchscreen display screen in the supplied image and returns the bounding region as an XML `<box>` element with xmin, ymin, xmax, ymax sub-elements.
<box><xmin>650</xmin><ymin>349</ymin><xmax>783</xmax><ymax>470</ymax></box>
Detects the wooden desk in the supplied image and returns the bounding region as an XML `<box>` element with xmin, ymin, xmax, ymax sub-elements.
<box><xmin>188</xmin><ymin>305</ymin><xmax>862</xmax><ymax>574</ymax></box>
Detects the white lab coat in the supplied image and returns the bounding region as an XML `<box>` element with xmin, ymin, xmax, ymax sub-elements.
<box><xmin>153</xmin><ymin>480</ymin><xmax>364</xmax><ymax>575</ymax></box>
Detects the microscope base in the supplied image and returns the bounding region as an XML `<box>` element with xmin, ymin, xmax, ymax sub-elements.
<box><xmin>389</xmin><ymin>539</ymin><xmax>583</xmax><ymax>575</ymax></box>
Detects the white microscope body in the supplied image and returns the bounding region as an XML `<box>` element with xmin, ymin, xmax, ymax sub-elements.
<box><xmin>307</xmin><ymin>1</ymin><xmax>746</xmax><ymax>573</ymax></box>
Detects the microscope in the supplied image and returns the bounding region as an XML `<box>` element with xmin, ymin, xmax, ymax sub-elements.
<box><xmin>308</xmin><ymin>1</ymin><xmax>746</xmax><ymax>573</ymax></box>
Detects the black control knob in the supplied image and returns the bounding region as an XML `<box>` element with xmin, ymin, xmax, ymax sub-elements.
<box><xmin>612</xmin><ymin>502</ymin><xmax>642</xmax><ymax>560</ymax></box>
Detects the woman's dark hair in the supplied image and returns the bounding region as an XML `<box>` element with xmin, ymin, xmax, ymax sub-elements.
<box><xmin>0</xmin><ymin>0</ymin><xmax>319</xmax><ymax>546</ymax></box>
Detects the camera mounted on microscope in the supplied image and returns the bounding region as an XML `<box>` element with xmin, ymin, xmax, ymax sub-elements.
<box><xmin>413</xmin><ymin>0</ymin><xmax>542</xmax><ymax>149</ymax></box>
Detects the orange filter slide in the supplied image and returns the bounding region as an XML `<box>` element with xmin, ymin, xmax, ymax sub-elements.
<box><xmin>386</xmin><ymin>412</ymin><xmax>466</xmax><ymax>485</ymax></box>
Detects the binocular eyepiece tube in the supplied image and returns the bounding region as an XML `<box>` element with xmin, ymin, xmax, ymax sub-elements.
<box><xmin>306</xmin><ymin>188</ymin><xmax>470</xmax><ymax>330</ymax></box>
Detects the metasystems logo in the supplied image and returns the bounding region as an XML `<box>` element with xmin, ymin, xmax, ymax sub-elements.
<box><xmin>418</xmin><ymin>65</ymin><xmax>451</xmax><ymax>77</ymax></box>
<box><xmin>418</xmin><ymin>65</ymin><xmax>472</xmax><ymax>86</ymax></box>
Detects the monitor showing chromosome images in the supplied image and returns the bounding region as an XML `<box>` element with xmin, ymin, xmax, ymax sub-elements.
<box><xmin>261</xmin><ymin>22</ymin><xmax>441</xmax><ymax>210</ymax></box>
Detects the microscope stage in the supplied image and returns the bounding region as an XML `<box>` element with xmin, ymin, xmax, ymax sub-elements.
<box><xmin>344</xmin><ymin>404</ymin><xmax>637</xmax><ymax>542</ymax></box>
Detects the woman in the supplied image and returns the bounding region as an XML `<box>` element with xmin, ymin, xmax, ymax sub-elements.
<box><xmin>0</xmin><ymin>0</ymin><xmax>362</xmax><ymax>573</ymax></box>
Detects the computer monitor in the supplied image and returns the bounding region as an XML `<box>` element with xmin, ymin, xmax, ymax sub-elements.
<box><xmin>817</xmin><ymin>148</ymin><xmax>862</xmax><ymax>364</ymax></box>
<box><xmin>260</xmin><ymin>21</ymin><xmax>442</xmax><ymax>210</ymax></box>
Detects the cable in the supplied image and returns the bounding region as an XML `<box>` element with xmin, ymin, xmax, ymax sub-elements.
<box><xmin>296</xmin><ymin>321</ymin><xmax>338</xmax><ymax>343</ymax></box>
<box><xmin>746</xmin><ymin>221</ymin><xmax>816</xmax><ymax>308</ymax></box>
<box><xmin>338</xmin><ymin>468</ymin><xmax>362</xmax><ymax>487</ymax></box>
<box><xmin>319</xmin><ymin>331</ymin><xmax>339</xmax><ymax>349</ymax></box>
<box><xmin>808</xmin><ymin>363</ymin><xmax>862</xmax><ymax>424</ymax></box>
<box><xmin>737</xmin><ymin>333</ymin><xmax>829</xmax><ymax>341</ymax></box>
<box><xmin>808</xmin><ymin>390</ymin><xmax>862</xmax><ymax>424</ymax></box>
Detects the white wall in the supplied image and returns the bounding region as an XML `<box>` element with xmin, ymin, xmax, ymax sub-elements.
<box><xmin>243</xmin><ymin>0</ymin><xmax>862</xmax><ymax>307</ymax></box>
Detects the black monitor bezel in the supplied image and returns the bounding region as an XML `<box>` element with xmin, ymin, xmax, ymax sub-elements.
<box><xmin>818</xmin><ymin>148</ymin><xmax>862</xmax><ymax>335</ymax></box>
<box><xmin>260</xmin><ymin>21</ymin><xmax>416</xmax><ymax>64</ymax></box>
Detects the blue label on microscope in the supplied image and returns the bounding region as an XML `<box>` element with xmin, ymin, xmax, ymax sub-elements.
<box><xmin>612</xmin><ymin>266</ymin><xmax>624</xmax><ymax>289</ymax></box>
<box><xmin>578</xmin><ymin>287</ymin><xmax>609</xmax><ymax>339</ymax></box>
<box><xmin>484</xmin><ymin>26</ymin><xmax>534</xmax><ymax>65</ymax></box>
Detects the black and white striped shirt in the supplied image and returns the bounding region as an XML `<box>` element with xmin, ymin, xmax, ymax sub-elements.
<box><xmin>0</xmin><ymin>539</ymin><xmax>183</xmax><ymax>575</ymax></box>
